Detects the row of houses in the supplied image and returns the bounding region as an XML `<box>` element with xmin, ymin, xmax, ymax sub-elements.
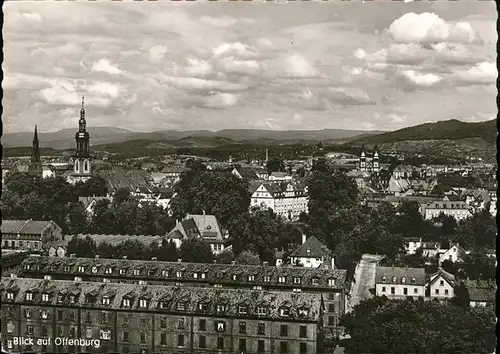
<box><xmin>374</xmin><ymin>266</ymin><xmax>495</xmax><ymax>307</ymax></box>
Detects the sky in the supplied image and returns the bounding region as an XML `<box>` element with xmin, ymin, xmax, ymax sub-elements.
<box><xmin>2</xmin><ymin>1</ymin><xmax>497</xmax><ymax>133</ymax></box>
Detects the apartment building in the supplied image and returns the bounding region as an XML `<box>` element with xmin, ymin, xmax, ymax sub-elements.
<box><xmin>1</xmin><ymin>278</ymin><xmax>324</xmax><ymax>354</ymax></box>
<box><xmin>375</xmin><ymin>267</ymin><xmax>426</xmax><ymax>299</ymax></box>
<box><xmin>424</xmin><ymin>196</ymin><xmax>472</xmax><ymax>221</ymax></box>
<box><xmin>17</xmin><ymin>256</ymin><xmax>348</xmax><ymax>338</ymax></box>
<box><xmin>251</xmin><ymin>183</ymin><xmax>308</xmax><ymax>221</ymax></box>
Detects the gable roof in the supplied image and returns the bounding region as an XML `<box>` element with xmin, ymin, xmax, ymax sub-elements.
<box><xmin>375</xmin><ymin>266</ymin><xmax>426</xmax><ymax>286</ymax></box>
<box><xmin>428</xmin><ymin>268</ymin><xmax>456</xmax><ymax>287</ymax></box>
<box><xmin>290</xmin><ymin>236</ymin><xmax>331</xmax><ymax>258</ymax></box>
<box><xmin>1</xmin><ymin>219</ymin><xmax>58</xmax><ymax>235</ymax></box>
<box><xmin>166</xmin><ymin>214</ymin><xmax>226</xmax><ymax>241</ymax></box>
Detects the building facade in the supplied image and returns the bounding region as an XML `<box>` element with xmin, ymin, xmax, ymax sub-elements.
<box><xmin>424</xmin><ymin>196</ymin><xmax>472</xmax><ymax>221</ymax></box>
<box><xmin>427</xmin><ymin>268</ymin><xmax>456</xmax><ymax>299</ymax></box>
<box><xmin>375</xmin><ymin>266</ymin><xmax>426</xmax><ymax>299</ymax></box>
<box><xmin>17</xmin><ymin>256</ymin><xmax>348</xmax><ymax>338</ymax></box>
<box><xmin>1</xmin><ymin>219</ymin><xmax>63</xmax><ymax>251</ymax></box>
<box><xmin>289</xmin><ymin>235</ymin><xmax>334</xmax><ymax>269</ymax></box>
<box><xmin>68</xmin><ymin>96</ymin><xmax>92</xmax><ymax>184</ymax></box>
<box><xmin>251</xmin><ymin>183</ymin><xmax>308</xmax><ymax>221</ymax></box>
<box><xmin>358</xmin><ymin>145</ymin><xmax>379</xmax><ymax>174</ymax></box>
<box><xmin>1</xmin><ymin>278</ymin><xmax>324</xmax><ymax>354</ymax></box>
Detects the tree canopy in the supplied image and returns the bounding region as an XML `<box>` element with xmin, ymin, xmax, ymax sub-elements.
<box><xmin>340</xmin><ymin>297</ymin><xmax>496</xmax><ymax>354</ymax></box>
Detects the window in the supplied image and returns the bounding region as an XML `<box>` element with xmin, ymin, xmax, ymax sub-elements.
<box><xmin>232</xmin><ymin>274</ymin><xmax>238</xmax><ymax>281</ymax></box>
<box><xmin>122</xmin><ymin>299</ymin><xmax>131</xmax><ymax>307</ymax></box>
<box><xmin>92</xmin><ymin>266</ymin><xmax>98</xmax><ymax>274</ymax></box>
<box><xmin>257</xmin><ymin>323</ymin><xmax>265</xmax><ymax>335</ymax></box>
<box><xmin>199</xmin><ymin>319</ymin><xmax>206</xmax><ymax>331</ymax></box>
<box><xmin>42</xmin><ymin>293</ymin><xmax>49</xmax><ymax>302</ymax></box>
<box><xmin>69</xmin><ymin>295</ymin><xmax>76</xmax><ymax>303</ymax></box>
<box><xmin>160</xmin><ymin>317</ymin><xmax>167</xmax><ymax>328</ymax></box>
<box><xmin>6</xmin><ymin>292</ymin><xmax>14</xmax><ymax>300</ymax></box>
<box><xmin>26</xmin><ymin>324</ymin><xmax>34</xmax><ymax>335</ymax></box>
<box><xmin>78</xmin><ymin>266</ymin><xmax>85</xmax><ymax>272</ymax></box>
<box><xmin>248</xmin><ymin>275</ymin><xmax>255</xmax><ymax>282</ymax></box>
<box><xmin>264</xmin><ymin>276</ymin><xmax>271</xmax><ymax>282</ymax></box>
<box><xmin>440</xmin><ymin>280</ymin><xmax>444</xmax><ymax>286</ymax></box>
<box><xmin>139</xmin><ymin>299</ymin><xmax>148</xmax><ymax>308</ymax></box>
<box><xmin>300</xmin><ymin>342</ymin><xmax>307</xmax><ymax>354</ymax></box>
<box><xmin>312</xmin><ymin>278</ymin><xmax>319</xmax><ymax>285</ymax></box>
<box><xmin>280</xmin><ymin>324</ymin><xmax>288</xmax><ymax>337</ymax></box>
<box><xmin>160</xmin><ymin>333</ymin><xmax>167</xmax><ymax>345</ymax></box>
<box><xmin>411</xmin><ymin>277</ymin><xmax>416</xmax><ymax>284</ymax></box>
<box><xmin>216</xmin><ymin>321</ymin><xmax>226</xmax><ymax>332</ymax></box>
<box><xmin>199</xmin><ymin>335</ymin><xmax>206</xmax><ymax>348</ymax></box>
<box><xmin>123</xmin><ymin>331</ymin><xmax>129</xmax><ymax>342</ymax></box>
<box><xmin>161</xmin><ymin>270</ymin><xmax>168</xmax><ymax>277</ymax></box>
<box><xmin>86</xmin><ymin>329</ymin><xmax>93</xmax><ymax>339</ymax></box>
<box><xmin>102</xmin><ymin>297</ymin><xmax>110</xmax><ymax>305</ymax></box>
<box><xmin>445</xmin><ymin>289</ymin><xmax>449</xmax><ymax>295</ymax></box>
<box><xmin>401</xmin><ymin>277</ymin><xmax>406</xmax><ymax>283</ymax></box>
<box><xmin>328</xmin><ymin>304</ymin><xmax>335</xmax><ymax>312</ymax></box>
<box><xmin>299</xmin><ymin>325</ymin><xmax>307</xmax><ymax>338</ymax></box>
<box><xmin>278</xmin><ymin>276</ymin><xmax>286</xmax><ymax>283</ymax></box>
<box><xmin>414</xmin><ymin>288</ymin><xmax>418</xmax><ymax>294</ymax></box>
<box><xmin>239</xmin><ymin>305</ymin><xmax>248</xmax><ymax>314</ymax></box>
<box><xmin>41</xmin><ymin>310</ymin><xmax>49</xmax><ymax>319</ymax></box>
<box><xmin>382</xmin><ymin>286</ymin><xmax>386</xmax><ymax>292</ymax></box>
<box><xmin>239</xmin><ymin>321</ymin><xmax>247</xmax><ymax>334</ymax></box>
<box><xmin>140</xmin><ymin>316</ymin><xmax>147</xmax><ymax>326</ymax></box>
<box><xmin>57</xmin><ymin>326</ymin><xmax>63</xmax><ymax>337</ymax></box>
<box><xmin>25</xmin><ymin>292</ymin><xmax>33</xmax><ymax>301</ymax></box>
<box><xmin>120</xmin><ymin>269</ymin><xmax>126</xmax><ymax>275</ymax></box>
<box><xmin>123</xmin><ymin>316</ymin><xmax>129</xmax><ymax>326</ymax></box>
<box><xmin>403</xmin><ymin>288</ymin><xmax>408</xmax><ymax>295</ymax></box>
<box><xmin>258</xmin><ymin>340</ymin><xmax>265</xmax><ymax>353</ymax></box>
<box><xmin>382</xmin><ymin>276</ymin><xmax>387</xmax><ymax>282</ymax></box>
<box><xmin>391</xmin><ymin>287</ymin><xmax>395</xmax><ymax>295</ymax></box>
<box><xmin>133</xmin><ymin>269</ymin><xmax>140</xmax><ymax>276</ymax></box>
<box><xmin>106</xmin><ymin>267</ymin><xmax>113</xmax><ymax>274</ymax></box>
<box><xmin>101</xmin><ymin>312</ymin><xmax>108</xmax><ymax>324</ymax></box>
<box><xmin>435</xmin><ymin>289</ymin><xmax>439</xmax><ymax>295</ymax></box>
<box><xmin>328</xmin><ymin>278</ymin><xmax>335</xmax><ymax>286</ymax></box>
<box><xmin>193</xmin><ymin>272</ymin><xmax>198</xmax><ymax>279</ymax></box>
<box><xmin>201</xmin><ymin>272</ymin><xmax>206</xmax><ymax>279</ymax></box>
<box><xmin>177</xmin><ymin>302</ymin><xmax>186</xmax><ymax>311</ymax></box>
<box><xmin>280</xmin><ymin>341</ymin><xmax>289</xmax><ymax>354</ymax></box>
<box><xmin>100</xmin><ymin>330</ymin><xmax>111</xmax><ymax>340</ymax></box>
<box><xmin>176</xmin><ymin>271</ymin><xmax>182</xmax><ymax>278</ymax></box>
<box><xmin>294</xmin><ymin>277</ymin><xmax>301</xmax><ymax>284</ymax></box>
<box><xmin>140</xmin><ymin>332</ymin><xmax>146</xmax><ymax>344</ymax></box>
<box><xmin>239</xmin><ymin>339</ymin><xmax>247</xmax><ymax>352</ymax></box>
<box><xmin>257</xmin><ymin>306</ymin><xmax>266</xmax><ymax>315</ymax></box>
<box><xmin>178</xmin><ymin>318</ymin><xmax>185</xmax><ymax>329</ymax></box>
<box><xmin>6</xmin><ymin>321</ymin><xmax>14</xmax><ymax>334</ymax></box>
<box><xmin>392</xmin><ymin>276</ymin><xmax>397</xmax><ymax>283</ymax></box>
<box><xmin>41</xmin><ymin>325</ymin><xmax>48</xmax><ymax>336</ymax></box>
<box><xmin>57</xmin><ymin>294</ymin><xmax>64</xmax><ymax>303</ymax></box>
<box><xmin>25</xmin><ymin>309</ymin><xmax>32</xmax><ymax>318</ymax></box>
<box><xmin>57</xmin><ymin>310</ymin><xmax>63</xmax><ymax>321</ymax></box>
<box><xmin>217</xmin><ymin>337</ymin><xmax>224</xmax><ymax>350</ymax></box>
<box><xmin>198</xmin><ymin>303</ymin><xmax>208</xmax><ymax>311</ymax></box>
<box><xmin>216</xmin><ymin>304</ymin><xmax>226</xmax><ymax>313</ymax></box>
<box><xmin>280</xmin><ymin>307</ymin><xmax>290</xmax><ymax>317</ymax></box>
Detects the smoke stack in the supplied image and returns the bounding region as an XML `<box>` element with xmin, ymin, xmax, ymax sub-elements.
<box><xmin>302</xmin><ymin>234</ymin><xmax>307</xmax><ymax>245</ymax></box>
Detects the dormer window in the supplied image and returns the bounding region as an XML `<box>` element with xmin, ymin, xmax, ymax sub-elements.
<box><xmin>24</xmin><ymin>264</ymin><xmax>31</xmax><ymax>270</ymax></box>
<box><xmin>238</xmin><ymin>305</ymin><xmax>248</xmax><ymax>314</ymax></box>
<box><xmin>257</xmin><ymin>306</ymin><xmax>266</xmax><ymax>315</ymax></box>
<box><xmin>64</xmin><ymin>266</ymin><xmax>70</xmax><ymax>272</ymax></box>
<box><xmin>161</xmin><ymin>270</ymin><xmax>169</xmax><ymax>277</ymax></box>
<box><xmin>392</xmin><ymin>276</ymin><xmax>397</xmax><ymax>283</ymax></box>
<box><xmin>193</xmin><ymin>272</ymin><xmax>198</xmax><ymax>279</ymax></box>
<box><xmin>198</xmin><ymin>303</ymin><xmax>208</xmax><ymax>311</ymax></box>
<box><xmin>25</xmin><ymin>292</ymin><xmax>33</xmax><ymax>301</ymax></box>
<box><xmin>133</xmin><ymin>269</ymin><xmax>140</xmax><ymax>276</ymax></box>
<box><xmin>92</xmin><ymin>266</ymin><xmax>98</xmax><ymax>274</ymax></box>
<box><xmin>122</xmin><ymin>299</ymin><xmax>131</xmax><ymax>308</ymax></box>
<box><xmin>401</xmin><ymin>277</ymin><xmax>406</xmax><ymax>284</ymax></box>
<box><xmin>41</xmin><ymin>309</ymin><xmax>49</xmax><ymax>319</ymax></box>
<box><xmin>298</xmin><ymin>308</ymin><xmax>309</xmax><ymax>317</ymax></box>
<box><xmin>78</xmin><ymin>266</ymin><xmax>85</xmax><ymax>272</ymax></box>
<box><xmin>232</xmin><ymin>274</ymin><xmax>238</xmax><ymax>281</ymax></box>
<box><xmin>106</xmin><ymin>267</ymin><xmax>113</xmax><ymax>274</ymax></box>
<box><xmin>159</xmin><ymin>301</ymin><xmax>167</xmax><ymax>309</ymax></box>
<box><xmin>264</xmin><ymin>276</ymin><xmax>271</xmax><ymax>283</ymax></box>
<box><xmin>176</xmin><ymin>271</ymin><xmax>182</xmax><ymax>278</ymax></box>
<box><xmin>248</xmin><ymin>275</ymin><xmax>255</xmax><ymax>282</ymax></box>
<box><xmin>312</xmin><ymin>278</ymin><xmax>319</xmax><ymax>286</ymax></box>
<box><xmin>201</xmin><ymin>272</ymin><xmax>206</xmax><ymax>279</ymax></box>
<box><xmin>294</xmin><ymin>277</ymin><xmax>301</xmax><ymax>284</ymax></box>
<box><xmin>411</xmin><ymin>277</ymin><xmax>416</xmax><ymax>284</ymax></box>
<box><xmin>177</xmin><ymin>302</ymin><xmax>186</xmax><ymax>311</ymax></box>
<box><xmin>139</xmin><ymin>299</ymin><xmax>148</xmax><ymax>308</ymax></box>
<box><xmin>7</xmin><ymin>292</ymin><xmax>14</xmax><ymax>300</ymax></box>
<box><xmin>69</xmin><ymin>295</ymin><xmax>76</xmax><ymax>303</ymax></box>
<box><xmin>278</xmin><ymin>276</ymin><xmax>286</xmax><ymax>283</ymax></box>
<box><xmin>216</xmin><ymin>304</ymin><xmax>226</xmax><ymax>313</ymax></box>
<box><xmin>102</xmin><ymin>297</ymin><xmax>110</xmax><ymax>306</ymax></box>
<box><xmin>41</xmin><ymin>293</ymin><xmax>49</xmax><ymax>302</ymax></box>
<box><xmin>328</xmin><ymin>279</ymin><xmax>335</xmax><ymax>287</ymax></box>
<box><xmin>280</xmin><ymin>307</ymin><xmax>290</xmax><ymax>317</ymax></box>
<box><xmin>382</xmin><ymin>276</ymin><xmax>387</xmax><ymax>283</ymax></box>
<box><xmin>119</xmin><ymin>269</ymin><xmax>126</xmax><ymax>275</ymax></box>
<box><xmin>57</xmin><ymin>294</ymin><xmax>64</xmax><ymax>303</ymax></box>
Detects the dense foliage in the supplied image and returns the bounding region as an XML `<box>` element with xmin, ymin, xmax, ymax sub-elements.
<box><xmin>340</xmin><ymin>296</ymin><xmax>496</xmax><ymax>354</ymax></box>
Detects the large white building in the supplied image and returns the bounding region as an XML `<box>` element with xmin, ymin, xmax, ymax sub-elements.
<box><xmin>375</xmin><ymin>266</ymin><xmax>426</xmax><ymax>299</ymax></box>
<box><xmin>251</xmin><ymin>182</ymin><xmax>308</xmax><ymax>220</ymax></box>
<box><xmin>424</xmin><ymin>196</ymin><xmax>472</xmax><ymax>221</ymax></box>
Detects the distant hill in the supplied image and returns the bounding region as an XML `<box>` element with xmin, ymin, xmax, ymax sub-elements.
<box><xmin>350</xmin><ymin>119</ymin><xmax>496</xmax><ymax>145</ymax></box>
<box><xmin>1</xmin><ymin>127</ymin><xmax>384</xmax><ymax>149</ymax></box>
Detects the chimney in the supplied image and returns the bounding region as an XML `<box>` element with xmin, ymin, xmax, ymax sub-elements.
<box><xmin>331</xmin><ymin>257</ymin><xmax>335</xmax><ymax>269</ymax></box>
<box><xmin>95</xmin><ymin>255</ymin><xmax>100</xmax><ymax>259</ymax></box>
<box><xmin>122</xmin><ymin>256</ymin><xmax>128</xmax><ymax>260</ymax></box>
<box><xmin>177</xmin><ymin>259</ymin><xmax>182</xmax><ymax>263</ymax></box>
<box><xmin>302</xmin><ymin>234</ymin><xmax>307</xmax><ymax>245</ymax></box>
<box><xmin>263</xmin><ymin>261</ymin><xmax>268</xmax><ymax>266</ymax></box>
<box><xmin>70</xmin><ymin>254</ymin><xmax>76</xmax><ymax>258</ymax></box>
<box><xmin>176</xmin><ymin>219</ymin><xmax>179</xmax><ymax>225</ymax></box>
<box><xmin>231</xmin><ymin>261</ymin><xmax>236</xmax><ymax>266</ymax></box>
<box><xmin>151</xmin><ymin>257</ymin><xmax>157</xmax><ymax>261</ymax></box>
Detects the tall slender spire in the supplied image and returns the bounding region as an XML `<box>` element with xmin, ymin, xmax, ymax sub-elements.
<box><xmin>33</xmin><ymin>125</ymin><xmax>39</xmax><ymax>143</ymax></box>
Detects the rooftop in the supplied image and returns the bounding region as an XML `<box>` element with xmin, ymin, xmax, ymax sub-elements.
<box><xmin>375</xmin><ymin>266</ymin><xmax>426</xmax><ymax>286</ymax></box>
<box><xmin>291</xmin><ymin>236</ymin><xmax>331</xmax><ymax>259</ymax></box>
<box><xmin>1</xmin><ymin>219</ymin><xmax>58</xmax><ymax>235</ymax></box>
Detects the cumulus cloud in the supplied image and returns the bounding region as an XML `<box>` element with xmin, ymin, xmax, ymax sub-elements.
<box><xmin>453</xmin><ymin>61</ymin><xmax>497</xmax><ymax>85</ymax></box>
<box><xmin>389</xmin><ymin>12</ymin><xmax>479</xmax><ymax>44</ymax></box>
<box><xmin>204</xmin><ymin>93</ymin><xmax>240</xmax><ymax>108</ymax></box>
<box><xmin>91</xmin><ymin>59</ymin><xmax>124</xmax><ymax>75</ymax></box>
<box><xmin>402</xmin><ymin>70</ymin><xmax>443</xmax><ymax>87</ymax></box>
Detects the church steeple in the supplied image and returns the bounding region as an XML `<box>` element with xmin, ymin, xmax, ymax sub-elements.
<box><xmin>79</xmin><ymin>95</ymin><xmax>87</xmax><ymax>132</ymax></box>
<box><xmin>29</xmin><ymin>125</ymin><xmax>42</xmax><ymax>176</ymax></box>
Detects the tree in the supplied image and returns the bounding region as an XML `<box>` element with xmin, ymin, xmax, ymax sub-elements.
<box><xmin>215</xmin><ymin>249</ymin><xmax>236</xmax><ymax>264</ymax></box>
<box><xmin>179</xmin><ymin>238</ymin><xmax>214</xmax><ymax>263</ymax></box>
<box><xmin>340</xmin><ymin>297</ymin><xmax>496</xmax><ymax>354</ymax></box>
<box><xmin>113</xmin><ymin>188</ymin><xmax>132</xmax><ymax>206</ymax></box>
<box><xmin>266</xmin><ymin>157</ymin><xmax>285</xmax><ymax>173</ymax></box>
<box><xmin>453</xmin><ymin>210</ymin><xmax>496</xmax><ymax>249</ymax></box>
<box><xmin>66</xmin><ymin>236</ymin><xmax>97</xmax><ymax>258</ymax></box>
<box><xmin>66</xmin><ymin>202</ymin><xmax>88</xmax><ymax>234</ymax></box>
<box><xmin>170</xmin><ymin>170</ymin><xmax>251</xmax><ymax>227</ymax></box>
<box><xmin>236</xmin><ymin>250</ymin><xmax>261</xmax><ymax>265</ymax></box>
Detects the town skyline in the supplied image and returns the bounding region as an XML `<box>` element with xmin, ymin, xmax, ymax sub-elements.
<box><xmin>3</xmin><ymin>1</ymin><xmax>497</xmax><ymax>134</ymax></box>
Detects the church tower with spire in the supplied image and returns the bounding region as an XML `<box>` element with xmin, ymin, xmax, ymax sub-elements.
<box><xmin>29</xmin><ymin>125</ymin><xmax>43</xmax><ymax>176</ymax></box>
<box><xmin>71</xmin><ymin>95</ymin><xmax>92</xmax><ymax>182</ymax></box>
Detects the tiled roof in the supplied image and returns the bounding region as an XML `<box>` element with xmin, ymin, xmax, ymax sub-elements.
<box><xmin>167</xmin><ymin>214</ymin><xmax>226</xmax><ymax>240</ymax></box>
<box><xmin>428</xmin><ymin>268</ymin><xmax>456</xmax><ymax>287</ymax></box>
<box><xmin>0</xmin><ymin>278</ymin><xmax>323</xmax><ymax>322</ymax></box>
<box><xmin>375</xmin><ymin>266</ymin><xmax>426</xmax><ymax>286</ymax></box>
<box><xmin>290</xmin><ymin>236</ymin><xmax>331</xmax><ymax>258</ymax></box>
<box><xmin>234</xmin><ymin>167</ymin><xmax>259</xmax><ymax>180</ymax></box>
<box><xmin>466</xmin><ymin>286</ymin><xmax>495</xmax><ymax>303</ymax></box>
<box><xmin>1</xmin><ymin>219</ymin><xmax>57</xmax><ymax>235</ymax></box>
<box><xmin>19</xmin><ymin>256</ymin><xmax>348</xmax><ymax>290</ymax></box>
